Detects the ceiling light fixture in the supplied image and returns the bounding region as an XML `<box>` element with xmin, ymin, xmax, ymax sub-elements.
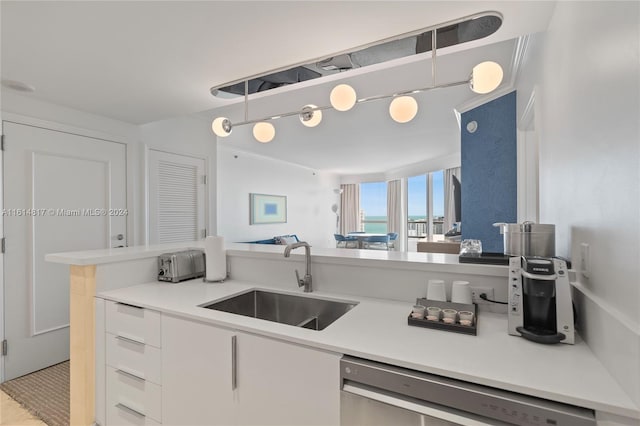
<box><xmin>299</xmin><ymin>104</ymin><xmax>323</xmax><ymax>127</ymax></box>
<box><xmin>253</xmin><ymin>122</ymin><xmax>276</xmax><ymax>143</ymax></box>
<box><xmin>470</xmin><ymin>61</ymin><xmax>504</xmax><ymax>94</ymax></box>
<box><xmin>389</xmin><ymin>96</ymin><xmax>419</xmax><ymax>123</ymax></box>
<box><xmin>329</xmin><ymin>84</ymin><xmax>357</xmax><ymax>111</ymax></box>
<box><xmin>211</xmin><ymin>16</ymin><xmax>504</xmax><ymax>143</ymax></box>
<box><xmin>212</xmin><ymin>117</ymin><xmax>232</xmax><ymax>137</ymax></box>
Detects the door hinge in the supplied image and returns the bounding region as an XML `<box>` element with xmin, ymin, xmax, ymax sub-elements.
<box><xmin>2</xmin><ymin>340</ymin><xmax>7</xmax><ymax>356</ymax></box>
<box><xmin>1</xmin><ymin>237</ymin><xmax>5</xmax><ymax>254</ymax></box>
<box><xmin>1</xmin><ymin>134</ymin><xmax>5</xmax><ymax>151</ymax></box>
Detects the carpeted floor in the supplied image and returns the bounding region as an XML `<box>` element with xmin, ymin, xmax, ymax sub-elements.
<box><xmin>0</xmin><ymin>361</ymin><xmax>69</xmax><ymax>426</ymax></box>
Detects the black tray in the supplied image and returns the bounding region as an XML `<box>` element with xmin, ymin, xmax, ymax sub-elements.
<box><xmin>459</xmin><ymin>252</ymin><xmax>511</xmax><ymax>265</ymax></box>
<box><xmin>408</xmin><ymin>298</ymin><xmax>477</xmax><ymax>336</ymax></box>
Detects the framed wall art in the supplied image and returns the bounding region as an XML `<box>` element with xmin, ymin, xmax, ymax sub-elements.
<box><xmin>250</xmin><ymin>193</ymin><xmax>287</xmax><ymax>225</ymax></box>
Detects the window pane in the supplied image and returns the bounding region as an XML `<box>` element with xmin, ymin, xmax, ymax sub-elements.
<box><xmin>432</xmin><ymin>170</ymin><xmax>444</xmax><ymax>236</ymax></box>
<box><xmin>407</xmin><ymin>175</ymin><xmax>427</xmax><ymax>238</ymax></box>
<box><xmin>359</xmin><ymin>181</ymin><xmax>387</xmax><ymax>233</ymax></box>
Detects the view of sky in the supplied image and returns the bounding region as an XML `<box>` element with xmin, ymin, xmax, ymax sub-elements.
<box><xmin>360</xmin><ymin>171</ymin><xmax>445</xmax><ymax>218</ymax></box>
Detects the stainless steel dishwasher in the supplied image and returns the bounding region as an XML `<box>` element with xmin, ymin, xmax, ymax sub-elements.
<box><xmin>340</xmin><ymin>356</ymin><xmax>596</xmax><ymax>426</ymax></box>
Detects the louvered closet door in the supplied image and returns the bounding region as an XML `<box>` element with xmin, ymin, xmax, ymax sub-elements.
<box><xmin>148</xmin><ymin>149</ymin><xmax>206</xmax><ymax>244</ymax></box>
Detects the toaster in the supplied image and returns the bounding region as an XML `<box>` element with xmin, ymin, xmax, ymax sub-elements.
<box><xmin>158</xmin><ymin>249</ymin><xmax>205</xmax><ymax>283</ymax></box>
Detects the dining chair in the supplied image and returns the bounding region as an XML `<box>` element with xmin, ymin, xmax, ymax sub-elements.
<box><xmin>362</xmin><ymin>234</ymin><xmax>391</xmax><ymax>250</ymax></box>
<box><xmin>387</xmin><ymin>232</ymin><xmax>399</xmax><ymax>249</ymax></box>
<box><xmin>334</xmin><ymin>234</ymin><xmax>358</xmax><ymax>249</ymax></box>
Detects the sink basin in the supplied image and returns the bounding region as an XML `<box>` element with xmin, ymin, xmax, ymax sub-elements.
<box><xmin>200</xmin><ymin>289</ymin><xmax>358</xmax><ymax>331</ymax></box>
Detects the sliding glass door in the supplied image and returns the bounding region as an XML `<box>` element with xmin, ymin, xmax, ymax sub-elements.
<box><xmin>407</xmin><ymin>170</ymin><xmax>445</xmax><ymax>251</ymax></box>
<box><xmin>359</xmin><ymin>181</ymin><xmax>388</xmax><ymax>233</ymax></box>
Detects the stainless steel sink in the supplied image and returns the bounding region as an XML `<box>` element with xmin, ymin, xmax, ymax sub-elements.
<box><xmin>200</xmin><ymin>289</ymin><xmax>358</xmax><ymax>331</ymax></box>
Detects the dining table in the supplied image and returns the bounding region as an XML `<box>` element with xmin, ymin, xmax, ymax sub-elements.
<box><xmin>346</xmin><ymin>232</ymin><xmax>389</xmax><ymax>249</ymax></box>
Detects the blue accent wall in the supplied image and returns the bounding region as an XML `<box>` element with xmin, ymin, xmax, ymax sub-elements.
<box><xmin>461</xmin><ymin>91</ymin><xmax>517</xmax><ymax>253</ymax></box>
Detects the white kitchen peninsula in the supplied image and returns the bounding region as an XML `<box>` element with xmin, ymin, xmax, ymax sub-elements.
<box><xmin>46</xmin><ymin>242</ymin><xmax>640</xmax><ymax>426</ymax></box>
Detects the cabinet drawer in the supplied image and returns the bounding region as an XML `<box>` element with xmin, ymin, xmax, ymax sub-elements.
<box><xmin>106</xmin><ymin>300</ymin><xmax>161</xmax><ymax>348</ymax></box>
<box><xmin>106</xmin><ymin>366</ymin><xmax>162</xmax><ymax>423</ymax></box>
<box><xmin>107</xmin><ymin>403</ymin><xmax>162</xmax><ymax>426</ymax></box>
<box><xmin>106</xmin><ymin>333</ymin><xmax>162</xmax><ymax>385</ymax></box>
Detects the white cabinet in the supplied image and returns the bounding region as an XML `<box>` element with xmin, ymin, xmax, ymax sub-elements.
<box><xmin>99</xmin><ymin>301</ymin><xmax>341</xmax><ymax>426</ymax></box>
<box><xmin>104</xmin><ymin>300</ymin><xmax>163</xmax><ymax>426</ymax></box>
<box><xmin>161</xmin><ymin>314</ymin><xmax>236</xmax><ymax>426</ymax></box>
<box><xmin>160</xmin><ymin>314</ymin><xmax>341</xmax><ymax>426</ymax></box>
<box><xmin>235</xmin><ymin>332</ymin><xmax>341</xmax><ymax>426</ymax></box>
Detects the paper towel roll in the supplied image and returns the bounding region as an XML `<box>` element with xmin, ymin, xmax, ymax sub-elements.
<box><xmin>205</xmin><ymin>236</ymin><xmax>226</xmax><ymax>282</ymax></box>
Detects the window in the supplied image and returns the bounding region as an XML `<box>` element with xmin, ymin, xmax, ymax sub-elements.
<box><xmin>432</xmin><ymin>170</ymin><xmax>445</xmax><ymax>237</ymax></box>
<box><xmin>407</xmin><ymin>175</ymin><xmax>427</xmax><ymax>238</ymax></box>
<box><xmin>359</xmin><ymin>181</ymin><xmax>387</xmax><ymax>233</ymax></box>
<box><xmin>407</xmin><ymin>170</ymin><xmax>445</xmax><ymax>246</ymax></box>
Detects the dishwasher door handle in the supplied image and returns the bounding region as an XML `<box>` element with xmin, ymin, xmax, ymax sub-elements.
<box><xmin>342</xmin><ymin>383</ymin><xmax>495</xmax><ymax>426</ymax></box>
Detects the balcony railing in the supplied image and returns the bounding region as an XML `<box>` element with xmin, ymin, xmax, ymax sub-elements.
<box><xmin>408</xmin><ymin>219</ymin><xmax>444</xmax><ymax>238</ymax></box>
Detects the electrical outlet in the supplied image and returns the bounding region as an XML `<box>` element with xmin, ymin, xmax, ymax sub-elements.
<box><xmin>470</xmin><ymin>286</ymin><xmax>494</xmax><ymax>304</ymax></box>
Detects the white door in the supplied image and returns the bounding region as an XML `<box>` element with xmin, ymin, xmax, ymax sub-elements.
<box><xmin>2</xmin><ymin>121</ymin><xmax>127</xmax><ymax>380</ymax></box>
<box><xmin>148</xmin><ymin>149</ymin><xmax>206</xmax><ymax>244</ymax></box>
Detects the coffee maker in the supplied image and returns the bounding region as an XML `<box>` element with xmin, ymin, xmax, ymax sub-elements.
<box><xmin>508</xmin><ymin>256</ymin><xmax>574</xmax><ymax>344</ymax></box>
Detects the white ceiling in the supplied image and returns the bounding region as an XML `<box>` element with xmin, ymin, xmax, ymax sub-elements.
<box><xmin>1</xmin><ymin>1</ymin><xmax>555</xmax><ymax>174</ymax></box>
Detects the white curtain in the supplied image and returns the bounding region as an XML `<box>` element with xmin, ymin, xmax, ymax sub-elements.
<box><xmin>387</xmin><ymin>180</ymin><xmax>401</xmax><ymax>233</ymax></box>
<box><xmin>387</xmin><ymin>180</ymin><xmax>402</xmax><ymax>251</ymax></box>
<box><xmin>340</xmin><ymin>184</ymin><xmax>360</xmax><ymax>235</ymax></box>
<box><xmin>443</xmin><ymin>167</ymin><xmax>461</xmax><ymax>234</ymax></box>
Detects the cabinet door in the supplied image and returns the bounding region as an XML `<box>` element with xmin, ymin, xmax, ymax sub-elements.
<box><xmin>235</xmin><ymin>333</ymin><xmax>341</xmax><ymax>426</ymax></box>
<box><xmin>161</xmin><ymin>314</ymin><xmax>236</xmax><ymax>426</ymax></box>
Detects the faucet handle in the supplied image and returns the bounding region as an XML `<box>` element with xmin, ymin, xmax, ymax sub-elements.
<box><xmin>294</xmin><ymin>269</ymin><xmax>304</xmax><ymax>287</ymax></box>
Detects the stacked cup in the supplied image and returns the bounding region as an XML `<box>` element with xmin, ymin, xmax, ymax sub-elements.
<box><xmin>423</xmin><ymin>279</ymin><xmax>475</xmax><ymax>326</ymax></box>
<box><xmin>451</xmin><ymin>280</ymin><xmax>472</xmax><ymax>304</ymax></box>
<box><xmin>426</xmin><ymin>279</ymin><xmax>446</xmax><ymax>301</ymax></box>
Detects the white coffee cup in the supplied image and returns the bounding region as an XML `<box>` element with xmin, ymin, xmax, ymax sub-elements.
<box><xmin>451</xmin><ymin>280</ymin><xmax>472</xmax><ymax>304</ymax></box>
<box><xmin>427</xmin><ymin>279</ymin><xmax>447</xmax><ymax>301</ymax></box>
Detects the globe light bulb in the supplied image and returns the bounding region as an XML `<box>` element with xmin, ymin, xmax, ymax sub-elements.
<box><xmin>389</xmin><ymin>96</ymin><xmax>418</xmax><ymax>123</ymax></box>
<box><xmin>252</xmin><ymin>122</ymin><xmax>275</xmax><ymax>143</ymax></box>
<box><xmin>299</xmin><ymin>104</ymin><xmax>323</xmax><ymax>127</ymax></box>
<box><xmin>470</xmin><ymin>61</ymin><xmax>504</xmax><ymax>94</ymax></box>
<box><xmin>211</xmin><ymin>117</ymin><xmax>232</xmax><ymax>137</ymax></box>
<box><xmin>329</xmin><ymin>84</ymin><xmax>357</xmax><ymax>111</ymax></box>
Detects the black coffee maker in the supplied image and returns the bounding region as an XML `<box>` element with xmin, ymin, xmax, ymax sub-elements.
<box><xmin>508</xmin><ymin>256</ymin><xmax>574</xmax><ymax>344</ymax></box>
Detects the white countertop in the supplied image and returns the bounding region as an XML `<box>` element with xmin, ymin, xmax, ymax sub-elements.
<box><xmin>45</xmin><ymin>241</ymin><xmax>508</xmax><ymax>276</ymax></box>
<box><xmin>98</xmin><ymin>279</ymin><xmax>639</xmax><ymax>419</ymax></box>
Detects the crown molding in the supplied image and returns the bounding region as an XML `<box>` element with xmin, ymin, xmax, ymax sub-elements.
<box><xmin>509</xmin><ymin>34</ymin><xmax>531</xmax><ymax>88</ymax></box>
<box><xmin>453</xmin><ymin>85</ymin><xmax>515</xmax><ymax>120</ymax></box>
<box><xmin>519</xmin><ymin>88</ymin><xmax>536</xmax><ymax>131</ymax></box>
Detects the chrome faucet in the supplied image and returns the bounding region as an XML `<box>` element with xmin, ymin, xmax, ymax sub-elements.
<box><xmin>283</xmin><ymin>241</ymin><xmax>313</xmax><ymax>292</ymax></box>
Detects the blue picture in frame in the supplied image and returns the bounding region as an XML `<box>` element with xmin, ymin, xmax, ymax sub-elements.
<box><xmin>264</xmin><ymin>203</ymin><xmax>278</xmax><ymax>215</ymax></box>
<box><xmin>250</xmin><ymin>193</ymin><xmax>287</xmax><ymax>224</ymax></box>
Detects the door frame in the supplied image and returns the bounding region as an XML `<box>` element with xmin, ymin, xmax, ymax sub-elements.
<box><xmin>143</xmin><ymin>145</ymin><xmax>210</xmax><ymax>245</ymax></box>
<box><xmin>0</xmin><ymin>112</ymin><xmax>134</xmax><ymax>382</ymax></box>
<box><xmin>1</xmin><ymin>120</ymin><xmax>4</xmax><ymax>382</ymax></box>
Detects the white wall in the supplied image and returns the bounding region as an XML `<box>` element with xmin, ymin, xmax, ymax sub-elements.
<box><xmin>217</xmin><ymin>144</ymin><xmax>339</xmax><ymax>248</ymax></box>
<box><xmin>517</xmin><ymin>2</ymin><xmax>640</xmax><ymax>406</ymax></box>
<box><xmin>1</xmin><ymin>92</ymin><xmax>219</xmax><ymax>247</ymax></box>
<box><xmin>138</xmin><ymin>114</ymin><xmax>218</xmax><ymax>244</ymax></box>
<box><xmin>1</xmin><ymin>91</ymin><xmax>141</xmax><ymax>245</ymax></box>
<box><xmin>1</xmin><ymin>91</ymin><xmax>138</xmax><ymax>140</ymax></box>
